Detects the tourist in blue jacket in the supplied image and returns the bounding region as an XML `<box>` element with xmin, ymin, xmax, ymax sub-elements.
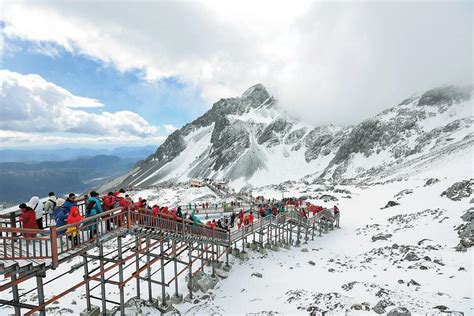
<box><xmin>85</xmin><ymin>191</ymin><xmax>103</xmax><ymax>239</ymax></box>
<box><xmin>52</xmin><ymin>198</ymin><xmax>68</xmax><ymax>235</ymax></box>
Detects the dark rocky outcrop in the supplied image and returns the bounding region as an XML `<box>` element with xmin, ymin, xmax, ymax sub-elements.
<box><xmin>441</xmin><ymin>180</ymin><xmax>473</xmax><ymax>201</ymax></box>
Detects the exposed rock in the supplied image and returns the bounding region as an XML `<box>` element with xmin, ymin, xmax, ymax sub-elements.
<box><xmin>424</xmin><ymin>178</ymin><xmax>440</xmax><ymax>187</ymax></box>
<box><xmin>215</xmin><ymin>268</ymin><xmax>229</xmax><ymax>279</ymax></box>
<box><xmin>351</xmin><ymin>304</ymin><xmax>363</xmax><ymax>310</ymax></box>
<box><xmin>394</xmin><ymin>189</ymin><xmax>413</xmax><ymax>199</ymax></box>
<box><xmin>308</xmin><ymin>261</ymin><xmax>316</xmax><ymax>266</ymax></box>
<box><xmin>320</xmin><ymin>194</ymin><xmax>338</xmax><ymax>202</ymax></box>
<box><xmin>372</xmin><ymin>299</ymin><xmax>392</xmax><ymax>314</ymax></box>
<box><xmin>404</xmin><ymin>252</ymin><xmax>420</xmax><ymax>261</ymax></box>
<box><xmin>187</xmin><ymin>271</ymin><xmax>218</xmax><ymax>293</ymax></box>
<box><xmin>461</xmin><ymin>207</ymin><xmax>474</xmax><ymax>222</ymax></box>
<box><xmin>408</xmin><ymin>279</ymin><xmax>421</xmax><ymax>286</ymax></box>
<box><xmin>387</xmin><ymin>307</ymin><xmax>411</xmax><ymax>316</ymax></box>
<box><xmin>433</xmin><ymin>305</ymin><xmax>448</xmax><ymax>312</ymax></box>
<box><xmin>381</xmin><ymin>201</ymin><xmax>400</xmax><ymax>209</ymax></box>
<box><xmin>251</xmin><ymin>272</ymin><xmax>263</xmax><ymax>278</ymax></box>
<box><xmin>433</xmin><ymin>259</ymin><xmax>445</xmax><ymax>266</ymax></box>
<box><xmin>441</xmin><ymin>179</ymin><xmax>473</xmax><ymax>201</ymax></box>
<box><xmin>417</xmin><ymin>239</ymin><xmax>431</xmax><ymax>246</ymax></box>
<box><xmin>372</xmin><ymin>233</ymin><xmax>393</xmax><ymax>242</ymax></box>
<box><xmin>301</xmin><ymin>248</ymin><xmax>309</xmax><ymax>252</ymax></box>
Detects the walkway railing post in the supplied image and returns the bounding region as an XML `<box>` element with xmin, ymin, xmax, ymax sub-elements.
<box><xmin>50</xmin><ymin>225</ymin><xmax>58</xmax><ymax>269</ymax></box>
<box><xmin>127</xmin><ymin>209</ymin><xmax>132</xmax><ymax>231</ymax></box>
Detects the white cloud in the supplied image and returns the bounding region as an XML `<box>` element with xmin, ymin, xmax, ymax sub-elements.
<box><xmin>163</xmin><ymin>124</ymin><xmax>178</xmax><ymax>133</ymax></box>
<box><xmin>0</xmin><ymin>70</ymin><xmax>172</xmax><ymax>146</ymax></box>
<box><xmin>1</xmin><ymin>1</ymin><xmax>472</xmax><ymax>126</ymax></box>
<box><xmin>0</xmin><ymin>129</ymin><xmax>167</xmax><ymax>147</ymax></box>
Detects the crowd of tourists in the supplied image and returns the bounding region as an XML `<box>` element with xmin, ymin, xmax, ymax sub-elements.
<box><xmin>17</xmin><ymin>190</ymin><xmax>339</xmax><ymax>243</ymax></box>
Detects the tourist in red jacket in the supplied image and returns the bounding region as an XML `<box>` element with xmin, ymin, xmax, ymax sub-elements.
<box><xmin>67</xmin><ymin>206</ymin><xmax>83</xmax><ymax>246</ymax></box>
<box><xmin>19</xmin><ymin>203</ymin><xmax>38</xmax><ymax>237</ymax></box>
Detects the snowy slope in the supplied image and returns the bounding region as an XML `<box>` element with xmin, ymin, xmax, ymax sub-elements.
<box><xmin>109</xmin><ymin>83</ymin><xmax>347</xmax><ymax>190</ymax></box>
<box><xmin>321</xmin><ymin>85</ymin><xmax>473</xmax><ymax>181</ymax></box>
<box><xmin>106</xmin><ymin>84</ymin><xmax>472</xmax><ymax>192</ymax></box>
<box><xmin>6</xmin><ymin>145</ymin><xmax>471</xmax><ymax>315</ymax></box>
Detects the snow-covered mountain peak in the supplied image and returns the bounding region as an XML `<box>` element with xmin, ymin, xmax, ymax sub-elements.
<box><xmin>241</xmin><ymin>83</ymin><xmax>270</xmax><ymax>104</ymax></box>
<box><xmin>104</xmin><ymin>84</ymin><xmax>473</xmax><ymax>192</ymax></box>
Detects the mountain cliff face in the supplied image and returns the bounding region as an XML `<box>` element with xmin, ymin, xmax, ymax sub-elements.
<box><xmin>321</xmin><ymin>85</ymin><xmax>473</xmax><ymax>180</ymax></box>
<box><xmin>109</xmin><ymin>84</ymin><xmax>472</xmax><ymax>190</ymax></box>
<box><xmin>113</xmin><ymin>84</ymin><xmax>347</xmax><ymax>189</ymax></box>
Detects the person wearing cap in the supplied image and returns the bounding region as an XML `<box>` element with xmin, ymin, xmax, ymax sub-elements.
<box><xmin>114</xmin><ymin>188</ymin><xmax>126</xmax><ymax>198</ymax></box>
<box><xmin>27</xmin><ymin>196</ymin><xmax>44</xmax><ymax>229</ymax></box>
<box><xmin>52</xmin><ymin>198</ymin><xmax>68</xmax><ymax>234</ymax></box>
<box><xmin>63</xmin><ymin>193</ymin><xmax>77</xmax><ymax>214</ymax></box>
<box><xmin>44</xmin><ymin>192</ymin><xmax>57</xmax><ymax>226</ymax></box>
<box><xmin>19</xmin><ymin>203</ymin><xmax>38</xmax><ymax>237</ymax></box>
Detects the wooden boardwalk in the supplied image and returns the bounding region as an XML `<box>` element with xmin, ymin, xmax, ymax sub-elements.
<box><xmin>0</xmin><ymin>205</ymin><xmax>339</xmax><ymax>316</ymax></box>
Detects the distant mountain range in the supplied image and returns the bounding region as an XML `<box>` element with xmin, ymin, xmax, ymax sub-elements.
<box><xmin>104</xmin><ymin>84</ymin><xmax>472</xmax><ymax>191</ymax></box>
<box><xmin>0</xmin><ymin>145</ymin><xmax>156</xmax><ymax>163</ymax></box>
<box><xmin>0</xmin><ymin>154</ymin><xmax>149</xmax><ymax>205</ymax></box>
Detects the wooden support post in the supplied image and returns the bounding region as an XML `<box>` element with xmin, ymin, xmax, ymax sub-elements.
<box><xmin>289</xmin><ymin>221</ymin><xmax>293</xmax><ymax>244</ymax></box>
<box><xmin>135</xmin><ymin>236</ymin><xmax>141</xmax><ymax>299</ymax></box>
<box><xmin>160</xmin><ymin>241</ymin><xmax>166</xmax><ymax>307</ymax></box>
<box><xmin>312</xmin><ymin>220</ymin><xmax>315</xmax><ymax>240</ymax></box>
<box><xmin>188</xmin><ymin>242</ymin><xmax>193</xmax><ymax>300</ymax></box>
<box><xmin>296</xmin><ymin>224</ymin><xmax>301</xmax><ymax>245</ymax></box>
<box><xmin>173</xmin><ymin>240</ymin><xmax>179</xmax><ymax>298</ymax></box>
<box><xmin>269</xmin><ymin>225</ymin><xmax>272</xmax><ymax>245</ymax></box>
<box><xmin>304</xmin><ymin>222</ymin><xmax>309</xmax><ymax>243</ymax></box>
<box><xmin>274</xmin><ymin>223</ymin><xmax>278</xmax><ymax>245</ymax></box>
<box><xmin>36</xmin><ymin>273</ymin><xmax>46</xmax><ymax>316</ymax></box>
<box><xmin>201</xmin><ymin>243</ymin><xmax>204</xmax><ymax>270</ymax></box>
<box><xmin>83</xmin><ymin>255</ymin><xmax>92</xmax><ymax>312</ymax></box>
<box><xmin>226</xmin><ymin>235</ymin><xmax>230</xmax><ymax>267</ymax></box>
<box><xmin>99</xmin><ymin>243</ymin><xmax>107</xmax><ymax>316</ymax></box>
<box><xmin>211</xmin><ymin>242</ymin><xmax>216</xmax><ymax>277</ymax></box>
<box><xmin>117</xmin><ymin>237</ymin><xmax>125</xmax><ymax>316</ymax></box>
<box><xmin>241</xmin><ymin>228</ymin><xmax>245</xmax><ymax>252</ymax></box>
<box><xmin>146</xmin><ymin>237</ymin><xmax>152</xmax><ymax>302</ymax></box>
<box><xmin>11</xmin><ymin>273</ymin><xmax>20</xmax><ymax>316</ymax></box>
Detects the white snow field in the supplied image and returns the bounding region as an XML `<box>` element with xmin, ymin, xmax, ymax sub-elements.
<box><xmin>1</xmin><ymin>149</ymin><xmax>472</xmax><ymax>315</ymax></box>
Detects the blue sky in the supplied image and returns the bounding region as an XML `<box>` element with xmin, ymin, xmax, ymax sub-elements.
<box><xmin>1</xmin><ymin>34</ymin><xmax>207</xmax><ymax>130</ymax></box>
<box><xmin>0</xmin><ymin>1</ymin><xmax>471</xmax><ymax>148</ymax></box>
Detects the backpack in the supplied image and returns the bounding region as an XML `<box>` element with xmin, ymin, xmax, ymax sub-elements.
<box><xmin>86</xmin><ymin>201</ymin><xmax>96</xmax><ymax>216</ymax></box>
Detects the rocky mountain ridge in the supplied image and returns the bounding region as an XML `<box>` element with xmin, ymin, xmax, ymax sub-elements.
<box><xmin>107</xmin><ymin>84</ymin><xmax>472</xmax><ymax>190</ymax></box>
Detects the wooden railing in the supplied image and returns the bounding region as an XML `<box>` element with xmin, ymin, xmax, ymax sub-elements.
<box><xmin>0</xmin><ymin>207</ymin><xmax>231</xmax><ymax>269</ymax></box>
<box><xmin>0</xmin><ymin>204</ymin><xmax>337</xmax><ymax>270</ymax></box>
